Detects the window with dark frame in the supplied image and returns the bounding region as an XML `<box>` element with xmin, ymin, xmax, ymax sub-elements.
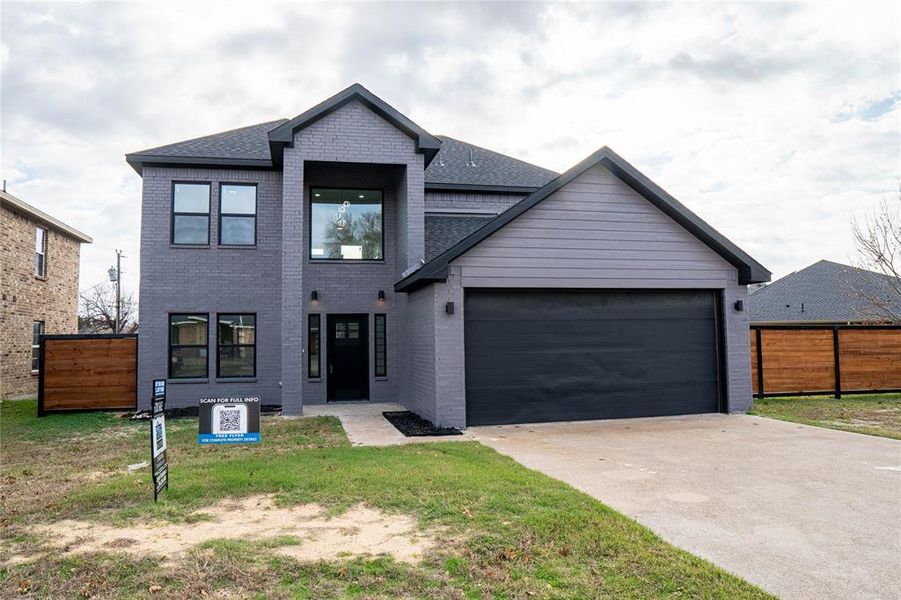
<box><xmin>169</xmin><ymin>313</ymin><xmax>208</xmax><ymax>378</ymax></box>
<box><xmin>31</xmin><ymin>321</ymin><xmax>44</xmax><ymax>371</ymax></box>
<box><xmin>219</xmin><ymin>184</ymin><xmax>257</xmax><ymax>246</ymax></box>
<box><xmin>308</xmin><ymin>314</ymin><xmax>320</xmax><ymax>378</ymax></box>
<box><xmin>310</xmin><ymin>188</ymin><xmax>383</xmax><ymax>260</ymax></box>
<box><xmin>34</xmin><ymin>227</ymin><xmax>47</xmax><ymax>277</ymax></box>
<box><xmin>171</xmin><ymin>183</ymin><xmax>211</xmax><ymax>245</ymax></box>
<box><xmin>374</xmin><ymin>314</ymin><xmax>387</xmax><ymax>377</ymax></box>
<box><xmin>217</xmin><ymin>314</ymin><xmax>256</xmax><ymax>378</ymax></box>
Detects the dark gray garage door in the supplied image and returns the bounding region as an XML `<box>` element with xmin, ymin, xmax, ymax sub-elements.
<box><xmin>464</xmin><ymin>289</ymin><xmax>722</xmax><ymax>426</ymax></box>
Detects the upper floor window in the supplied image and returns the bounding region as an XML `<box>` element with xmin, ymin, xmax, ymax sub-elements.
<box><xmin>171</xmin><ymin>183</ymin><xmax>210</xmax><ymax>245</ymax></box>
<box><xmin>219</xmin><ymin>184</ymin><xmax>257</xmax><ymax>246</ymax></box>
<box><xmin>310</xmin><ymin>188</ymin><xmax>383</xmax><ymax>260</ymax></box>
<box><xmin>34</xmin><ymin>227</ymin><xmax>47</xmax><ymax>277</ymax></box>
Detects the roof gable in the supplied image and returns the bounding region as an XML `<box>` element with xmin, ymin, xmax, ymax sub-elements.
<box><xmin>396</xmin><ymin>146</ymin><xmax>771</xmax><ymax>291</ymax></box>
<box><xmin>267</xmin><ymin>83</ymin><xmax>442</xmax><ymax>167</ymax></box>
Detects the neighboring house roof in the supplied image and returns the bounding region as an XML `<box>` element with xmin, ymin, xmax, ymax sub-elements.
<box><xmin>396</xmin><ymin>146</ymin><xmax>771</xmax><ymax>292</ymax></box>
<box><xmin>0</xmin><ymin>190</ymin><xmax>93</xmax><ymax>243</ymax></box>
<box><xmin>424</xmin><ymin>136</ymin><xmax>558</xmax><ymax>193</ymax></box>
<box><xmin>424</xmin><ymin>215</ymin><xmax>494</xmax><ymax>261</ymax></box>
<box><xmin>125</xmin><ymin>86</ymin><xmax>556</xmax><ymax>193</ymax></box>
<box><xmin>748</xmin><ymin>259</ymin><xmax>901</xmax><ymax>323</ymax></box>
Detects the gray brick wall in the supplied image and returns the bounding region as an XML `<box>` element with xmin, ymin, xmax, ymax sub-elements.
<box><xmin>138</xmin><ymin>167</ymin><xmax>283</xmax><ymax>409</ymax></box>
<box><xmin>282</xmin><ymin>99</ymin><xmax>425</xmax><ymax>414</ymax></box>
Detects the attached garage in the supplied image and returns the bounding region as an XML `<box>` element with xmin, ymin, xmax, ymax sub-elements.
<box><xmin>464</xmin><ymin>289</ymin><xmax>722</xmax><ymax>426</ymax></box>
<box><xmin>396</xmin><ymin>146</ymin><xmax>770</xmax><ymax>429</ymax></box>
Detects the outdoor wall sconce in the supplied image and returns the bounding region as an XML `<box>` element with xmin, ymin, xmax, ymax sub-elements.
<box><xmin>734</xmin><ymin>300</ymin><xmax>744</xmax><ymax>312</ymax></box>
<box><xmin>311</xmin><ymin>290</ymin><xmax>319</xmax><ymax>301</ymax></box>
<box><xmin>445</xmin><ymin>301</ymin><xmax>455</xmax><ymax>315</ymax></box>
<box><xmin>378</xmin><ymin>290</ymin><xmax>385</xmax><ymax>301</ymax></box>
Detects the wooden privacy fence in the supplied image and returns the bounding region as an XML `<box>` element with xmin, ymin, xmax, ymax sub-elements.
<box><xmin>751</xmin><ymin>325</ymin><xmax>901</xmax><ymax>398</ymax></box>
<box><xmin>39</xmin><ymin>334</ymin><xmax>138</xmax><ymax>415</ymax></box>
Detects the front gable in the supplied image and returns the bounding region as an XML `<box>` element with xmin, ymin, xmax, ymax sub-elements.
<box><xmin>395</xmin><ymin>146</ymin><xmax>770</xmax><ymax>291</ymax></box>
<box><xmin>452</xmin><ymin>163</ymin><xmax>738</xmax><ymax>289</ymax></box>
<box><xmin>268</xmin><ymin>83</ymin><xmax>441</xmax><ymax>167</ymax></box>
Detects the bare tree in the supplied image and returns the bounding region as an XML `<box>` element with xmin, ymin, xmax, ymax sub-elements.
<box><xmin>79</xmin><ymin>281</ymin><xmax>139</xmax><ymax>333</ymax></box>
<box><xmin>849</xmin><ymin>185</ymin><xmax>901</xmax><ymax>322</ymax></box>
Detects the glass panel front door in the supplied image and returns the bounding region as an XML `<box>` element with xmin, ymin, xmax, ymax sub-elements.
<box><xmin>326</xmin><ymin>315</ymin><xmax>369</xmax><ymax>401</ymax></box>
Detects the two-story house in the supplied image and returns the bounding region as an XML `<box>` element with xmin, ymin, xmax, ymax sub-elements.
<box><xmin>1</xmin><ymin>189</ymin><xmax>92</xmax><ymax>398</ymax></box>
<box><xmin>127</xmin><ymin>84</ymin><xmax>770</xmax><ymax>428</ymax></box>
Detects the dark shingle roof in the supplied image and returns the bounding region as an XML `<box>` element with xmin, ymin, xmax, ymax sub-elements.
<box><xmin>128</xmin><ymin>119</ymin><xmax>288</xmax><ymax>162</ymax></box>
<box><xmin>425</xmin><ymin>136</ymin><xmax>558</xmax><ymax>190</ymax></box>
<box><xmin>425</xmin><ymin>215</ymin><xmax>494</xmax><ymax>261</ymax></box>
<box><xmin>749</xmin><ymin>260</ymin><xmax>901</xmax><ymax>323</ymax></box>
<box><xmin>126</xmin><ymin>126</ymin><xmax>556</xmax><ymax>192</ymax></box>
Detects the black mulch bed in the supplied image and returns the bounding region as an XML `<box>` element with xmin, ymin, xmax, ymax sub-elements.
<box><xmin>382</xmin><ymin>410</ymin><xmax>463</xmax><ymax>437</ymax></box>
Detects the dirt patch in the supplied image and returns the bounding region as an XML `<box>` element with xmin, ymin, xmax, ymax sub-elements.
<box><xmin>8</xmin><ymin>495</ymin><xmax>437</xmax><ymax>565</ymax></box>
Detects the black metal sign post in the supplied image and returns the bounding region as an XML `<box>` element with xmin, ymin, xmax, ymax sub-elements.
<box><xmin>150</xmin><ymin>379</ymin><xmax>169</xmax><ymax>501</ymax></box>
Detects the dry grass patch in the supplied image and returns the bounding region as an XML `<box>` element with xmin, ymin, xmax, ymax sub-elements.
<box><xmin>8</xmin><ymin>495</ymin><xmax>438</xmax><ymax>566</ymax></box>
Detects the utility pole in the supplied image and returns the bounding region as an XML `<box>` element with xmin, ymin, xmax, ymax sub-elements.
<box><xmin>109</xmin><ymin>250</ymin><xmax>124</xmax><ymax>333</ymax></box>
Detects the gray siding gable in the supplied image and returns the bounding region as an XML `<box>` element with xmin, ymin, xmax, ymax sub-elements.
<box><xmin>452</xmin><ymin>164</ymin><xmax>739</xmax><ymax>289</ymax></box>
<box><xmin>395</xmin><ymin>146</ymin><xmax>771</xmax><ymax>291</ymax></box>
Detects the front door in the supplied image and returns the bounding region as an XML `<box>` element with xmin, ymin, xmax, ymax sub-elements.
<box><xmin>327</xmin><ymin>314</ymin><xmax>369</xmax><ymax>401</ymax></box>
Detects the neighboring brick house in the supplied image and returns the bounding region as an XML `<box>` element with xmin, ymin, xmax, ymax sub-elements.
<box><xmin>126</xmin><ymin>84</ymin><xmax>769</xmax><ymax>427</ymax></box>
<box><xmin>0</xmin><ymin>189</ymin><xmax>92</xmax><ymax>398</ymax></box>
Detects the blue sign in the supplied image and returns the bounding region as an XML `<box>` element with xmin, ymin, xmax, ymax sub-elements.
<box><xmin>198</xmin><ymin>397</ymin><xmax>261</xmax><ymax>445</ymax></box>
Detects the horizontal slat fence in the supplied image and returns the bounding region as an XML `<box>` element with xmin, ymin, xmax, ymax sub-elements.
<box><xmin>39</xmin><ymin>334</ymin><xmax>138</xmax><ymax>415</ymax></box>
<box><xmin>751</xmin><ymin>325</ymin><xmax>901</xmax><ymax>398</ymax></box>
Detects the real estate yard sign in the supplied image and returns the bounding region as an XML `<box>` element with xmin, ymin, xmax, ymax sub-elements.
<box><xmin>150</xmin><ymin>379</ymin><xmax>168</xmax><ymax>501</ymax></box>
<box><xmin>198</xmin><ymin>397</ymin><xmax>261</xmax><ymax>444</ymax></box>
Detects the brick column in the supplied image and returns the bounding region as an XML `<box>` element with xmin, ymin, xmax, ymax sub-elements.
<box><xmin>281</xmin><ymin>148</ymin><xmax>305</xmax><ymax>415</ymax></box>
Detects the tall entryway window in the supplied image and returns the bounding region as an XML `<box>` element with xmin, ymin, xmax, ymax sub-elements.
<box><xmin>326</xmin><ymin>314</ymin><xmax>369</xmax><ymax>401</ymax></box>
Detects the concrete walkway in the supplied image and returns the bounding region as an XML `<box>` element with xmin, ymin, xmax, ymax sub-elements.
<box><xmin>304</xmin><ymin>402</ymin><xmax>473</xmax><ymax>446</ymax></box>
<box><xmin>468</xmin><ymin>414</ymin><xmax>901</xmax><ymax>600</ymax></box>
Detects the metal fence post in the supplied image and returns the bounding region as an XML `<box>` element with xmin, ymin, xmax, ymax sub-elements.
<box><xmin>833</xmin><ymin>327</ymin><xmax>842</xmax><ymax>399</ymax></box>
<box><xmin>755</xmin><ymin>327</ymin><xmax>765</xmax><ymax>399</ymax></box>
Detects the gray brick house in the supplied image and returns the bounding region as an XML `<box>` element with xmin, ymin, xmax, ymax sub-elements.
<box><xmin>127</xmin><ymin>84</ymin><xmax>770</xmax><ymax>428</ymax></box>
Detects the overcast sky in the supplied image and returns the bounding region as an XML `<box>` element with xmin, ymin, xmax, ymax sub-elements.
<box><xmin>2</xmin><ymin>1</ymin><xmax>899</xmax><ymax>298</ymax></box>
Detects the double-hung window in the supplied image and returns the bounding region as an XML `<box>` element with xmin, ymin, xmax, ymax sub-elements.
<box><xmin>217</xmin><ymin>314</ymin><xmax>256</xmax><ymax>377</ymax></box>
<box><xmin>31</xmin><ymin>321</ymin><xmax>44</xmax><ymax>371</ymax></box>
<box><xmin>171</xmin><ymin>183</ymin><xmax>210</xmax><ymax>245</ymax></box>
<box><xmin>34</xmin><ymin>227</ymin><xmax>47</xmax><ymax>277</ymax></box>
<box><xmin>169</xmin><ymin>314</ymin><xmax>208</xmax><ymax>378</ymax></box>
<box><xmin>310</xmin><ymin>188</ymin><xmax>383</xmax><ymax>260</ymax></box>
<box><xmin>219</xmin><ymin>184</ymin><xmax>257</xmax><ymax>245</ymax></box>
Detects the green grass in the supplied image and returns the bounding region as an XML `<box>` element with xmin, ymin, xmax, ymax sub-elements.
<box><xmin>749</xmin><ymin>393</ymin><xmax>901</xmax><ymax>440</ymax></box>
<box><xmin>1</xmin><ymin>398</ymin><xmax>772</xmax><ymax>598</ymax></box>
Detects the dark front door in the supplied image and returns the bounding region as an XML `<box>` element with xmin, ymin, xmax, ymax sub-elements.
<box><xmin>464</xmin><ymin>289</ymin><xmax>722</xmax><ymax>426</ymax></box>
<box><xmin>327</xmin><ymin>314</ymin><xmax>369</xmax><ymax>401</ymax></box>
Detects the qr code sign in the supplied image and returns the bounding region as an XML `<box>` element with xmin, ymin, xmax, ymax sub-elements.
<box><xmin>218</xmin><ymin>408</ymin><xmax>243</xmax><ymax>432</ymax></box>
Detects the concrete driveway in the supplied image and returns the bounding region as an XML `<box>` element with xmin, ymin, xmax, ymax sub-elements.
<box><xmin>469</xmin><ymin>414</ymin><xmax>901</xmax><ymax>600</ymax></box>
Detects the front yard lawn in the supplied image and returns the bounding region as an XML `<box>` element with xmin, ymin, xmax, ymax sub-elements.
<box><xmin>1</xmin><ymin>398</ymin><xmax>771</xmax><ymax>599</ymax></box>
<box><xmin>750</xmin><ymin>393</ymin><xmax>901</xmax><ymax>440</ymax></box>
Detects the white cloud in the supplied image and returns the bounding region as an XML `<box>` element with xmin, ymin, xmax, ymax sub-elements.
<box><xmin>1</xmin><ymin>0</ymin><xmax>899</xmax><ymax>303</ymax></box>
